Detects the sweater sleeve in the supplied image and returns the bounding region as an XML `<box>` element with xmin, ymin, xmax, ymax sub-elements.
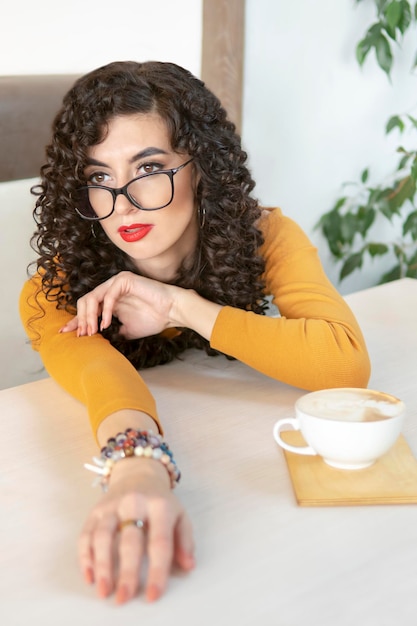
<box><xmin>210</xmin><ymin>208</ymin><xmax>371</xmax><ymax>391</ymax></box>
<box><xmin>19</xmin><ymin>273</ymin><xmax>160</xmax><ymax>437</ymax></box>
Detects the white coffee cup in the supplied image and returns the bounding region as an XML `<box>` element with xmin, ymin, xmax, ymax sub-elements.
<box><xmin>273</xmin><ymin>388</ymin><xmax>406</xmax><ymax>470</ymax></box>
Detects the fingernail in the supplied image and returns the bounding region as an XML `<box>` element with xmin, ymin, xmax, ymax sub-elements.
<box><xmin>83</xmin><ymin>567</ymin><xmax>94</xmax><ymax>585</ymax></box>
<box><xmin>146</xmin><ymin>584</ymin><xmax>162</xmax><ymax>603</ymax></box>
<box><xmin>186</xmin><ymin>554</ymin><xmax>196</xmax><ymax>569</ymax></box>
<box><xmin>115</xmin><ymin>585</ymin><xmax>129</xmax><ymax>605</ymax></box>
<box><xmin>97</xmin><ymin>577</ymin><xmax>110</xmax><ymax>598</ymax></box>
<box><xmin>178</xmin><ymin>549</ymin><xmax>196</xmax><ymax>570</ymax></box>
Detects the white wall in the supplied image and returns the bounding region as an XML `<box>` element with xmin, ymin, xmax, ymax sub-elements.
<box><xmin>0</xmin><ymin>0</ymin><xmax>202</xmax><ymax>76</ymax></box>
<box><xmin>243</xmin><ymin>0</ymin><xmax>416</xmax><ymax>294</ymax></box>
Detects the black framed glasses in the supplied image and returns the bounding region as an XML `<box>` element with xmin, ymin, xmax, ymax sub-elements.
<box><xmin>74</xmin><ymin>158</ymin><xmax>194</xmax><ymax>221</ymax></box>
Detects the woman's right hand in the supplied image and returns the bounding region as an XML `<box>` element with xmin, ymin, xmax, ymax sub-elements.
<box><xmin>78</xmin><ymin>456</ymin><xmax>195</xmax><ymax>604</ymax></box>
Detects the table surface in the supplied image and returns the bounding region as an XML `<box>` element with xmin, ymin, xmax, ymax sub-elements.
<box><xmin>1</xmin><ymin>278</ymin><xmax>417</xmax><ymax>626</ymax></box>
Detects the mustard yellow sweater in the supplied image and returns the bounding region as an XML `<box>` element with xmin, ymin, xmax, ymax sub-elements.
<box><xmin>19</xmin><ymin>209</ymin><xmax>370</xmax><ymax>435</ymax></box>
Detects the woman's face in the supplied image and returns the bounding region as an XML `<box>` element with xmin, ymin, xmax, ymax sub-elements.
<box><xmin>84</xmin><ymin>113</ymin><xmax>199</xmax><ymax>281</ymax></box>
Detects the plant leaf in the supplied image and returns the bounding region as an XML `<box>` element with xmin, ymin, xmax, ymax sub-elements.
<box><xmin>376</xmin><ymin>0</ymin><xmax>391</xmax><ymax>13</ymax></box>
<box><xmin>368</xmin><ymin>242</ymin><xmax>390</xmax><ymax>256</ymax></box>
<box><xmin>379</xmin><ymin>197</ymin><xmax>396</xmax><ymax>220</ymax></box>
<box><xmin>367</xmin><ymin>187</ymin><xmax>386</xmax><ymax>205</ymax></box>
<box><xmin>367</xmin><ymin>187</ymin><xmax>394</xmax><ymax>217</ymax></box>
<box><xmin>380</xmin><ymin>264</ymin><xmax>402</xmax><ymax>283</ymax></box>
<box><xmin>397</xmin><ymin>0</ymin><xmax>412</xmax><ymax>33</ymax></box>
<box><xmin>411</xmin><ymin>158</ymin><xmax>417</xmax><ymax>181</ymax></box>
<box><xmin>407</xmin><ymin>114</ymin><xmax>417</xmax><ymax>129</ymax></box>
<box><xmin>406</xmin><ymin>265</ymin><xmax>417</xmax><ymax>278</ymax></box>
<box><xmin>398</xmin><ymin>154</ymin><xmax>411</xmax><ymax>170</ymax></box>
<box><xmin>340</xmin><ymin>213</ymin><xmax>360</xmax><ymax>244</ymax></box>
<box><xmin>316</xmin><ymin>209</ymin><xmax>345</xmax><ymax>258</ymax></box>
<box><xmin>314</xmin><ymin>198</ymin><xmax>347</xmax><ymax>231</ymax></box>
<box><xmin>357</xmin><ymin>205</ymin><xmax>376</xmax><ymax>234</ymax></box>
<box><xmin>332</xmin><ymin>197</ymin><xmax>347</xmax><ymax>211</ymax></box>
<box><xmin>406</xmin><ymin>249</ymin><xmax>417</xmax><ymax>277</ymax></box>
<box><xmin>356</xmin><ymin>38</ymin><xmax>372</xmax><ymax>65</ymax></box>
<box><xmin>340</xmin><ymin>252</ymin><xmax>364</xmax><ymax>280</ymax></box>
<box><xmin>385</xmin><ymin>1</ymin><xmax>402</xmax><ymax>34</ymax></box>
<box><xmin>394</xmin><ymin>243</ymin><xmax>406</xmax><ymax>260</ymax></box>
<box><xmin>386</xmin><ymin>114</ymin><xmax>405</xmax><ymax>133</ymax></box>
<box><xmin>361</xmin><ymin>168</ymin><xmax>369</xmax><ymax>183</ymax></box>
<box><xmin>375</xmin><ymin>32</ymin><xmax>393</xmax><ymax>75</ymax></box>
<box><xmin>387</xmin><ymin>175</ymin><xmax>416</xmax><ymax>212</ymax></box>
<box><xmin>403</xmin><ymin>210</ymin><xmax>417</xmax><ymax>239</ymax></box>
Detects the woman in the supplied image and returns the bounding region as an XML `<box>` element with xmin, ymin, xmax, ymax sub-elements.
<box><xmin>19</xmin><ymin>60</ymin><xmax>370</xmax><ymax>604</ymax></box>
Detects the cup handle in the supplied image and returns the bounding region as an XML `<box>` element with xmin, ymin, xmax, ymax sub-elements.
<box><xmin>273</xmin><ymin>418</ymin><xmax>317</xmax><ymax>456</ymax></box>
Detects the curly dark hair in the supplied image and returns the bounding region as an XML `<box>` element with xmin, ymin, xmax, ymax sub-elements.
<box><xmin>31</xmin><ymin>60</ymin><xmax>268</xmax><ymax>368</ymax></box>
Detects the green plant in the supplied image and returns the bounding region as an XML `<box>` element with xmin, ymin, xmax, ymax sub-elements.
<box><xmin>316</xmin><ymin>0</ymin><xmax>417</xmax><ymax>283</ymax></box>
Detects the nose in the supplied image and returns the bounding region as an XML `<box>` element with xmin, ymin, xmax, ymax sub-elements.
<box><xmin>113</xmin><ymin>188</ymin><xmax>136</xmax><ymax>215</ymax></box>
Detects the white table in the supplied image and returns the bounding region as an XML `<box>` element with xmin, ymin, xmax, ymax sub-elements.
<box><xmin>1</xmin><ymin>278</ymin><xmax>417</xmax><ymax>626</ymax></box>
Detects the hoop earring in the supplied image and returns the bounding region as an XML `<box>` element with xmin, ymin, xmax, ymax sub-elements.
<box><xmin>90</xmin><ymin>223</ymin><xmax>97</xmax><ymax>239</ymax></box>
<box><xmin>198</xmin><ymin>205</ymin><xmax>206</xmax><ymax>229</ymax></box>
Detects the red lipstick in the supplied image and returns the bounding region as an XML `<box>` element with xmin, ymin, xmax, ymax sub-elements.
<box><xmin>118</xmin><ymin>223</ymin><xmax>153</xmax><ymax>243</ymax></box>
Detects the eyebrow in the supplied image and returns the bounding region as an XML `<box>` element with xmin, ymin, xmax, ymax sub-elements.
<box><xmin>85</xmin><ymin>146</ymin><xmax>170</xmax><ymax>167</ymax></box>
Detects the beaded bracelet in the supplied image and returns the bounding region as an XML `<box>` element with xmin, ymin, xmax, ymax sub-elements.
<box><xmin>84</xmin><ymin>428</ymin><xmax>181</xmax><ymax>491</ymax></box>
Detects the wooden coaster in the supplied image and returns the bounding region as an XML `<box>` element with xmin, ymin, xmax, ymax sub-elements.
<box><xmin>280</xmin><ymin>431</ymin><xmax>417</xmax><ymax>506</ymax></box>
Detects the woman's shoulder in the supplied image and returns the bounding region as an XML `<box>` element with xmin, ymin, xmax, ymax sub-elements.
<box><xmin>257</xmin><ymin>207</ymin><xmax>289</xmax><ymax>233</ymax></box>
<box><xmin>257</xmin><ymin>207</ymin><xmax>311</xmax><ymax>252</ymax></box>
<box><xmin>259</xmin><ymin>207</ymin><xmax>282</xmax><ymax>221</ymax></box>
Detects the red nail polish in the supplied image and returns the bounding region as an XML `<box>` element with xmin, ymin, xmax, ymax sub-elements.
<box><xmin>97</xmin><ymin>577</ymin><xmax>110</xmax><ymax>598</ymax></box>
<box><xmin>187</xmin><ymin>554</ymin><xmax>196</xmax><ymax>569</ymax></box>
<box><xmin>146</xmin><ymin>584</ymin><xmax>161</xmax><ymax>602</ymax></box>
<box><xmin>84</xmin><ymin>567</ymin><xmax>94</xmax><ymax>585</ymax></box>
<box><xmin>116</xmin><ymin>585</ymin><xmax>129</xmax><ymax>604</ymax></box>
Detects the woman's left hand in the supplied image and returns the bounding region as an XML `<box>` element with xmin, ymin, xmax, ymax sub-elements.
<box><xmin>79</xmin><ymin>456</ymin><xmax>195</xmax><ymax>604</ymax></box>
<box><xmin>60</xmin><ymin>271</ymin><xmax>182</xmax><ymax>339</ymax></box>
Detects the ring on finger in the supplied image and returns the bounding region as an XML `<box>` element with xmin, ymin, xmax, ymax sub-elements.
<box><xmin>118</xmin><ymin>518</ymin><xmax>146</xmax><ymax>532</ymax></box>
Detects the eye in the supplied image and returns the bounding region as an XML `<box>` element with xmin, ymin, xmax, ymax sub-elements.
<box><xmin>139</xmin><ymin>161</ymin><xmax>164</xmax><ymax>175</ymax></box>
<box><xmin>87</xmin><ymin>171</ymin><xmax>111</xmax><ymax>185</ymax></box>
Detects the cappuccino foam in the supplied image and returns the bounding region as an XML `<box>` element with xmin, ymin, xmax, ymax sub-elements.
<box><xmin>297</xmin><ymin>388</ymin><xmax>404</xmax><ymax>423</ymax></box>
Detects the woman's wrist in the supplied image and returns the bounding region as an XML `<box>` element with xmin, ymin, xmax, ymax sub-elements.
<box><xmin>97</xmin><ymin>409</ymin><xmax>160</xmax><ymax>447</ymax></box>
<box><xmin>85</xmin><ymin>427</ymin><xmax>180</xmax><ymax>491</ymax></box>
<box><xmin>108</xmin><ymin>450</ymin><xmax>171</xmax><ymax>491</ymax></box>
<box><xmin>110</xmin><ymin>455</ymin><xmax>171</xmax><ymax>489</ymax></box>
<box><xmin>170</xmin><ymin>288</ymin><xmax>222</xmax><ymax>340</ymax></box>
